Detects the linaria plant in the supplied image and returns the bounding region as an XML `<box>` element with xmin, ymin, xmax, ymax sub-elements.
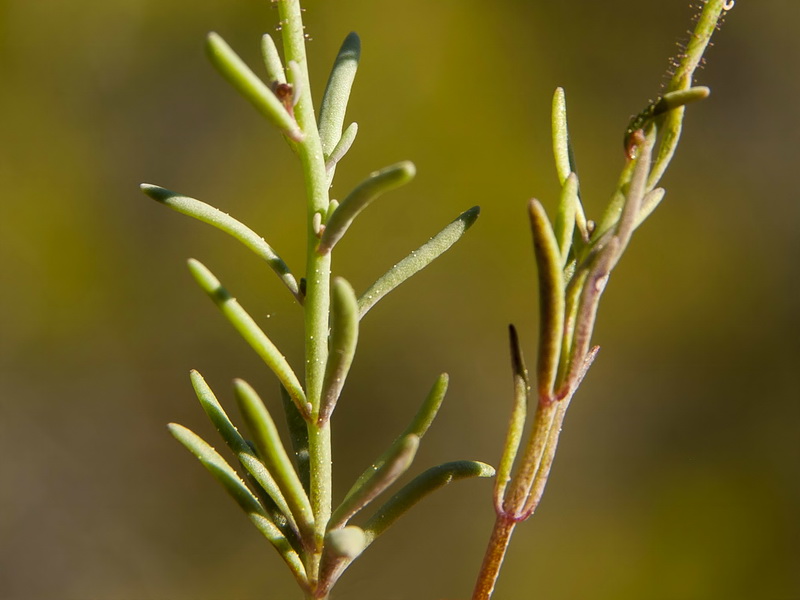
<box><xmin>472</xmin><ymin>1</ymin><xmax>733</xmax><ymax>597</ymax></box>
<box><xmin>141</xmin><ymin>0</ymin><xmax>732</xmax><ymax>598</ymax></box>
<box><xmin>141</xmin><ymin>1</ymin><xmax>490</xmax><ymax>598</ymax></box>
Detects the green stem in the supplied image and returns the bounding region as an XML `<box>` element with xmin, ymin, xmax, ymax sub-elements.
<box><xmin>278</xmin><ymin>0</ymin><xmax>333</xmax><ymax>583</ymax></box>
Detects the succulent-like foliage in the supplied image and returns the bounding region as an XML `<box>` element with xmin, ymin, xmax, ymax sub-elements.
<box><xmin>142</xmin><ymin>1</ymin><xmax>731</xmax><ymax>599</ymax></box>
<box><xmin>142</xmin><ymin>2</ymin><xmax>488</xmax><ymax>597</ymax></box>
<box><xmin>472</xmin><ymin>1</ymin><xmax>732</xmax><ymax>598</ymax></box>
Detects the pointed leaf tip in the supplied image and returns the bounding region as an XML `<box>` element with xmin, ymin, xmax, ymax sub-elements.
<box><xmin>357</xmin><ymin>205</ymin><xmax>479</xmax><ymax>318</ymax></box>
<box><xmin>140</xmin><ymin>183</ymin><xmax>171</xmax><ymax>202</ymax></box>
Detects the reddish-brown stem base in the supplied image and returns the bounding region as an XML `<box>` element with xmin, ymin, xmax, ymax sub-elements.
<box><xmin>471</xmin><ymin>515</ymin><xmax>517</xmax><ymax>600</ymax></box>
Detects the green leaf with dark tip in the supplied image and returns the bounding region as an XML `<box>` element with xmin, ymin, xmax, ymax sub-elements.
<box><xmin>261</xmin><ymin>34</ymin><xmax>286</xmax><ymax>85</ymax></box>
<box><xmin>528</xmin><ymin>200</ymin><xmax>566</xmax><ymax>399</ymax></box>
<box><xmin>494</xmin><ymin>325</ymin><xmax>528</xmax><ymax>506</ymax></box>
<box><xmin>187</xmin><ymin>259</ymin><xmax>308</xmax><ymax>416</ymax></box>
<box><xmin>358</xmin><ymin>206</ymin><xmax>480</xmax><ymax>318</ymax></box>
<box><xmin>318</xmin><ymin>161</ymin><xmax>416</xmax><ymax>255</ymax></box>
<box><xmin>206</xmin><ymin>32</ymin><xmax>302</xmax><ymax>141</ymax></box>
<box><xmin>233</xmin><ymin>379</ymin><xmax>315</xmax><ymax>541</ymax></box>
<box><xmin>140</xmin><ymin>184</ymin><xmax>301</xmax><ymax>303</ymax></box>
<box><xmin>329</xmin><ymin>434</ymin><xmax>419</xmax><ymax>530</ymax></box>
<box><xmin>319</xmin><ymin>278</ymin><xmax>359</xmax><ymax>424</ymax></box>
<box><xmin>363</xmin><ymin>461</ymin><xmax>496</xmax><ymax>545</ymax></box>
<box><xmin>167</xmin><ymin>423</ymin><xmax>308</xmax><ymax>583</ymax></box>
<box><xmin>189</xmin><ymin>370</ymin><xmax>297</xmax><ymax>531</ymax></box>
<box><xmin>318</xmin><ymin>32</ymin><xmax>361</xmax><ymax>157</ymax></box>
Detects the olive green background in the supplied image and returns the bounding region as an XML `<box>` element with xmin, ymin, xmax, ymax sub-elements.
<box><xmin>1</xmin><ymin>1</ymin><xmax>797</xmax><ymax>599</ymax></box>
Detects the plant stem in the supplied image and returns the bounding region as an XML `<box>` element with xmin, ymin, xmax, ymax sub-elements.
<box><xmin>472</xmin><ymin>515</ymin><xmax>516</xmax><ymax>600</ymax></box>
<box><xmin>277</xmin><ymin>0</ymin><xmax>333</xmax><ymax>581</ymax></box>
<box><xmin>471</xmin><ymin>399</ymin><xmax>562</xmax><ymax>600</ymax></box>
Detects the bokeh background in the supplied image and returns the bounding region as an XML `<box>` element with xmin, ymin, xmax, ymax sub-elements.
<box><xmin>1</xmin><ymin>1</ymin><xmax>797</xmax><ymax>598</ymax></box>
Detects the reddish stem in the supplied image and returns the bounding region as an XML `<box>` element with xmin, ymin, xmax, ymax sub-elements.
<box><xmin>471</xmin><ymin>514</ymin><xmax>517</xmax><ymax>600</ymax></box>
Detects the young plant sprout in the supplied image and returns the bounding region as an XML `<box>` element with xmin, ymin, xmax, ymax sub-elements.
<box><xmin>141</xmin><ymin>1</ymin><xmax>731</xmax><ymax>598</ymax></box>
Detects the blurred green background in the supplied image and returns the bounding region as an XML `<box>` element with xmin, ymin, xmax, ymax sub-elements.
<box><xmin>1</xmin><ymin>0</ymin><xmax>797</xmax><ymax>598</ymax></box>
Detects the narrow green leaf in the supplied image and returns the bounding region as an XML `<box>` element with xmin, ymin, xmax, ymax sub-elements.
<box><xmin>567</xmin><ymin>238</ymin><xmax>619</xmax><ymax>382</ymax></box>
<box><xmin>402</xmin><ymin>373</ymin><xmax>449</xmax><ymax>440</ymax></box>
<box><xmin>233</xmin><ymin>379</ymin><xmax>316</xmax><ymax>541</ymax></box>
<box><xmin>141</xmin><ymin>185</ymin><xmax>302</xmax><ymax>303</ymax></box>
<box><xmin>189</xmin><ymin>370</ymin><xmax>297</xmax><ymax>530</ymax></box>
<box><xmin>343</xmin><ymin>374</ymin><xmax>448</xmax><ymax>505</ymax></box>
<box><xmin>325</xmin><ymin>122</ymin><xmax>358</xmax><ymax>172</ymax></box>
<box><xmin>553</xmin><ymin>173</ymin><xmax>578</xmax><ymax>266</ymax></box>
<box><xmin>363</xmin><ymin>461</ymin><xmax>495</xmax><ymax>545</ymax></box>
<box><xmin>169</xmin><ymin>422</ymin><xmax>263</xmax><ymax>514</ymax></box>
<box><xmin>187</xmin><ymin>259</ymin><xmax>308</xmax><ymax>416</ymax></box>
<box><xmin>317</xmin><ymin>161</ymin><xmax>416</xmax><ymax>255</ymax></box>
<box><xmin>318</xmin><ymin>32</ymin><xmax>361</xmax><ymax>157</ymax></box>
<box><xmin>648</xmin><ymin>89</ymin><xmax>712</xmax><ymax>190</ymax></box>
<box><xmin>167</xmin><ymin>423</ymin><xmax>308</xmax><ymax>584</ymax></box>
<box><xmin>329</xmin><ymin>434</ymin><xmax>419</xmax><ymax>530</ymax></box>
<box><xmin>494</xmin><ymin>325</ymin><xmax>528</xmax><ymax>508</ymax></box>
<box><xmin>206</xmin><ymin>32</ymin><xmax>303</xmax><ymax>142</ymax></box>
<box><xmin>358</xmin><ymin>206</ymin><xmax>480</xmax><ymax>318</ymax></box>
<box><xmin>624</xmin><ymin>87</ymin><xmax>710</xmax><ymax>158</ymax></box>
<box><xmin>556</xmin><ymin>267</ymin><xmax>589</xmax><ymax>391</ymax></box>
<box><xmin>552</xmin><ymin>88</ymin><xmax>589</xmax><ymax>243</ymax></box>
<box><xmin>280</xmin><ymin>385</ymin><xmax>310</xmax><ymax>494</ymax></box>
<box><xmin>634</xmin><ymin>187</ymin><xmax>666</xmax><ymax>230</ymax></box>
<box><xmin>592</xmin><ymin>159</ymin><xmax>637</xmax><ymax>245</ymax></box>
<box><xmin>656</xmin><ymin>86</ymin><xmax>710</xmax><ymax>113</ymax></box>
<box><xmin>551</xmin><ymin>87</ymin><xmax>575</xmax><ymax>187</ymax></box>
<box><xmin>501</xmin><ymin>400</ymin><xmax>558</xmax><ymax>516</ymax></box>
<box><xmin>528</xmin><ymin>200</ymin><xmax>566</xmax><ymax>399</ymax></box>
<box><xmin>319</xmin><ymin>278</ymin><xmax>359</xmax><ymax>424</ymax></box>
<box><xmin>261</xmin><ymin>33</ymin><xmax>286</xmax><ymax>85</ymax></box>
<box><xmin>325</xmin><ymin>199</ymin><xmax>339</xmax><ymax>222</ymax></box>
